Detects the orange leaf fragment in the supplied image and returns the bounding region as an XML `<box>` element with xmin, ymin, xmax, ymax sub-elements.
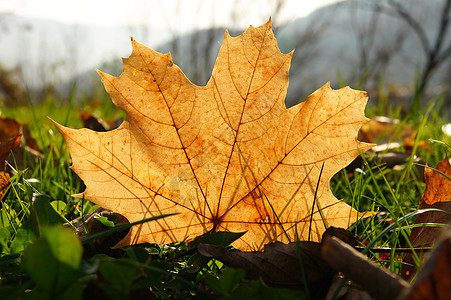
<box><xmin>423</xmin><ymin>157</ymin><xmax>451</xmax><ymax>205</ymax></box>
<box><xmin>54</xmin><ymin>21</ymin><xmax>374</xmax><ymax>251</ymax></box>
<box><xmin>402</xmin><ymin>157</ymin><xmax>451</xmax><ymax>279</ymax></box>
<box><xmin>0</xmin><ymin>172</ymin><xmax>11</xmax><ymax>202</ymax></box>
<box><xmin>400</xmin><ymin>230</ymin><xmax>451</xmax><ymax>300</ymax></box>
<box><xmin>0</xmin><ymin>117</ymin><xmax>22</xmax><ymax>170</ymax></box>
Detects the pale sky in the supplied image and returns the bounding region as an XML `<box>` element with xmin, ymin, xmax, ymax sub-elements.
<box><xmin>1</xmin><ymin>0</ymin><xmax>340</xmax><ymax>31</ymax></box>
<box><xmin>0</xmin><ymin>0</ymin><xmax>341</xmax><ymax>89</ymax></box>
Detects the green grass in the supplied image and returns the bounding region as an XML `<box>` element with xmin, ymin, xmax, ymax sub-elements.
<box><xmin>0</xmin><ymin>84</ymin><xmax>450</xmax><ymax>299</ymax></box>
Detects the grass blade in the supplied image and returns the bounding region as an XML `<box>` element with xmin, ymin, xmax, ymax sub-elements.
<box><xmin>81</xmin><ymin>213</ymin><xmax>177</xmax><ymax>244</ymax></box>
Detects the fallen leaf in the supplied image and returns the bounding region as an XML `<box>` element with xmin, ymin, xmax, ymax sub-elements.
<box><xmin>402</xmin><ymin>157</ymin><xmax>451</xmax><ymax>279</ymax></box>
<box><xmin>79</xmin><ymin>111</ymin><xmax>109</xmax><ymax>132</ymax></box>
<box><xmin>356</xmin><ymin>116</ymin><xmax>431</xmax><ymax>175</ymax></box>
<box><xmin>79</xmin><ymin>110</ymin><xmax>122</xmax><ymax>132</ymax></box>
<box><xmin>0</xmin><ymin>117</ymin><xmax>43</xmax><ymax>172</ymax></box>
<box><xmin>199</xmin><ymin>241</ymin><xmax>333</xmax><ymax>292</ymax></box>
<box><xmin>65</xmin><ymin>207</ymin><xmax>129</xmax><ymax>245</ymax></box>
<box><xmin>321</xmin><ymin>226</ymin><xmax>358</xmax><ymax>247</ymax></box>
<box><xmin>21</xmin><ymin>124</ymin><xmax>40</xmax><ymax>153</ymax></box>
<box><xmin>0</xmin><ymin>117</ymin><xmax>20</xmax><ymax>138</ymax></box>
<box><xmin>399</xmin><ymin>229</ymin><xmax>451</xmax><ymax>300</ymax></box>
<box><xmin>0</xmin><ymin>172</ymin><xmax>11</xmax><ymax>202</ymax></box>
<box><xmin>55</xmin><ymin>20</ymin><xmax>373</xmax><ymax>251</ymax></box>
<box><xmin>423</xmin><ymin>157</ymin><xmax>451</xmax><ymax>205</ymax></box>
<box><xmin>197</xmin><ymin>227</ymin><xmax>356</xmax><ymax>297</ymax></box>
<box><xmin>358</xmin><ymin>116</ymin><xmax>414</xmax><ymax>145</ymax></box>
<box><xmin>0</xmin><ymin>117</ymin><xmax>22</xmax><ymax>170</ymax></box>
<box><xmin>402</xmin><ymin>135</ymin><xmax>433</xmax><ymax>155</ymax></box>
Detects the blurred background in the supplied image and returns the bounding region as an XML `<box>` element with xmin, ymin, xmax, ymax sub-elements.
<box><xmin>0</xmin><ymin>0</ymin><xmax>450</xmax><ymax>117</ymax></box>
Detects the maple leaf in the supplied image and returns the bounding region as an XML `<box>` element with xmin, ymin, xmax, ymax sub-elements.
<box><xmin>55</xmin><ymin>20</ymin><xmax>373</xmax><ymax>251</ymax></box>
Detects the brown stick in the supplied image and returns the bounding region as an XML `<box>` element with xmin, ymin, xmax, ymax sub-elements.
<box><xmin>322</xmin><ymin>236</ymin><xmax>409</xmax><ymax>300</ymax></box>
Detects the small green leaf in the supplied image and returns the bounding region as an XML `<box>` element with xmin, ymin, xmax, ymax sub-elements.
<box><xmin>0</xmin><ymin>227</ymin><xmax>11</xmax><ymax>255</ymax></box>
<box><xmin>98</xmin><ymin>257</ymin><xmax>137</xmax><ymax>298</ymax></box>
<box><xmin>10</xmin><ymin>195</ymin><xmax>66</xmax><ymax>253</ymax></box>
<box><xmin>33</xmin><ymin>194</ymin><xmax>66</xmax><ymax>227</ymax></box>
<box><xmin>219</xmin><ymin>268</ymin><xmax>246</xmax><ymax>294</ymax></box>
<box><xmin>203</xmin><ymin>268</ymin><xmax>245</xmax><ymax>296</ymax></box>
<box><xmin>22</xmin><ymin>225</ymin><xmax>83</xmax><ymax>297</ymax></box>
<box><xmin>50</xmin><ymin>200</ymin><xmax>67</xmax><ymax>215</ymax></box>
<box><xmin>94</xmin><ymin>216</ymin><xmax>115</xmax><ymax>228</ymax></box>
<box><xmin>10</xmin><ymin>213</ymin><xmax>39</xmax><ymax>254</ymax></box>
<box><xmin>0</xmin><ymin>209</ymin><xmax>17</xmax><ymax>229</ymax></box>
<box><xmin>124</xmin><ymin>246</ymin><xmax>156</xmax><ymax>263</ymax></box>
<box><xmin>82</xmin><ymin>213</ymin><xmax>176</xmax><ymax>245</ymax></box>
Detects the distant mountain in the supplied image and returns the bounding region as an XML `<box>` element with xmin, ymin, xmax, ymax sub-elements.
<box><xmin>1</xmin><ymin>0</ymin><xmax>450</xmax><ymax>109</ymax></box>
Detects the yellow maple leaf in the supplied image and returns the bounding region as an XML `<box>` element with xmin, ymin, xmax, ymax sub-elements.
<box><xmin>55</xmin><ymin>20</ymin><xmax>374</xmax><ymax>251</ymax></box>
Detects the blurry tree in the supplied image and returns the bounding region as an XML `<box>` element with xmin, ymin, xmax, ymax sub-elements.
<box><xmin>0</xmin><ymin>14</ymin><xmax>32</xmax><ymax>105</ymax></box>
<box><xmin>0</xmin><ymin>66</ymin><xmax>27</xmax><ymax>106</ymax></box>
<box><xmin>284</xmin><ymin>9</ymin><xmax>330</xmax><ymax>102</ymax></box>
<box><xmin>364</xmin><ymin>0</ymin><xmax>451</xmax><ymax>119</ymax></box>
<box><xmin>62</xmin><ymin>25</ymin><xmax>83</xmax><ymax>89</ymax></box>
<box><xmin>348</xmin><ymin>1</ymin><xmax>408</xmax><ymax>87</ymax></box>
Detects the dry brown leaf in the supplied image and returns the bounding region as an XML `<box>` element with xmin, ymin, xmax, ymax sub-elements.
<box><xmin>402</xmin><ymin>157</ymin><xmax>451</xmax><ymax>279</ymax></box>
<box><xmin>400</xmin><ymin>229</ymin><xmax>451</xmax><ymax>300</ymax></box>
<box><xmin>0</xmin><ymin>117</ymin><xmax>22</xmax><ymax>170</ymax></box>
<box><xmin>423</xmin><ymin>157</ymin><xmax>451</xmax><ymax>205</ymax></box>
<box><xmin>21</xmin><ymin>124</ymin><xmax>40</xmax><ymax>153</ymax></box>
<box><xmin>55</xmin><ymin>21</ymin><xmax>373</xmax><ymax>251</ymax></box>
<box><xmin>358</xmin><ymin>116</ymin><xmax>414</xmax><ymax>145</ymax></box>
<box><xmin>0</xmin><ymin>116</ymin><xmax>43</xmax><ymax>173</ymax></box>
<box><xmin>198</xmin><ymin>241</ymin><xmax>333</xmax><ymax>296</ymax></box>
<box><xmin>0</xmin><ymin>172</ymin><xmax>11</xmax><ymax>202</ymax></box>
<box><xmin>358</xmin><ymin>116</ymin><xmax>432</xmax><ymax>157</ymax></box>
<box><xmin>197</xmin><ymin>227</ymin><xmax>356</xmax><ymax>297</ymax></box>
<box><xmin>0</xmin><ymin>117</ymin><xmax>20</xmax><ymax>201</ymax></box>
<box><xmin>79</xmin><ymin>110</ymin><xmax>122</xmax><ymax>132</ymax></box>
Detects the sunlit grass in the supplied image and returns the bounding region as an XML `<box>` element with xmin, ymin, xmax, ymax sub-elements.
<box><xmin>0</xmin><ymin>81</ymin><xmax>449</xmax><ymax>298</ymax></box>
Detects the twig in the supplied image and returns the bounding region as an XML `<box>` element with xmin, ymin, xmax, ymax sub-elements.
<box><xmin>322</xmin><ymin>236</ymin><xmax>409</xmax><ymax>300</ymax></box>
